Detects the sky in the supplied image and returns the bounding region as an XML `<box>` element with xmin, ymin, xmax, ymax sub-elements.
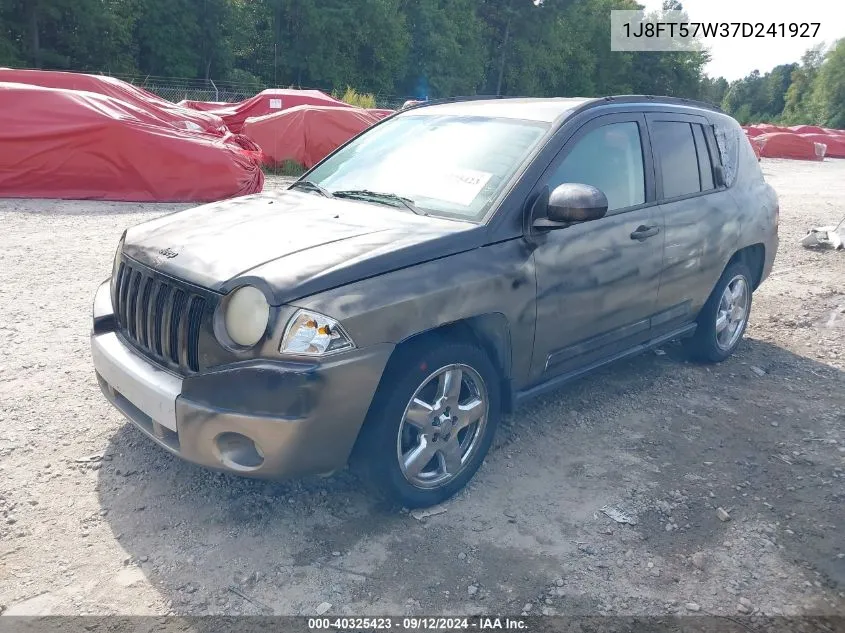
<box><xmin>639</xmin><ymin>0</ymin><xmax>845</xmax><ymax>80</ymax></box>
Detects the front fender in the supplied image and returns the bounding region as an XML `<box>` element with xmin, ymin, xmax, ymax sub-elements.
<box><xmin>295</xmin><ymin>240</ymin><xmax>538</xmax><ymax>389</ymax></box>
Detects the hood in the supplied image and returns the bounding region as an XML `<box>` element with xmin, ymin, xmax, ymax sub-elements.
<box><xmin>123</xmin><ymin>190</ymin><xmax>484</xmax><ymax>304</ymax></box>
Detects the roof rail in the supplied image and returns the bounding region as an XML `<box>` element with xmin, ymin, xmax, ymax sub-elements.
<box><xmin>585</xmin><ymin>94</ymin><xmax>724</xmax><ymax>113</ymax></box>
<box><xmin>401</xmin><ymin>93</ymin><xmax>724</xmax><ymax>114</ymax></box>
<box><xmin>399</xmin><ymin>94</ymin><xmax>524</xmax><ymax>111</ymax></box>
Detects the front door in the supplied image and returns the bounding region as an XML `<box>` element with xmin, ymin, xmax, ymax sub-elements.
<box><xmin>530</xmin><ymin>113</ymin><xmax>664</xmax><ymax>381</ymax></box>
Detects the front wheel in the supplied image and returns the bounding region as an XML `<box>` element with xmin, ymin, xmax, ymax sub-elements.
<box><xmin>683</xmin><ymin>261</ymin><xmax>753</xmax><ymax>363</ymax></box>
<box><xmin>353</xmin><ymin>342</ymin><xmax>500</xmax><ymax>508</ymax></box>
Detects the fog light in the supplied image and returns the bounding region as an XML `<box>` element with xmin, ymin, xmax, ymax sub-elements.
<box><xmin>214</xmin><ymin>432</ymin><xmax>264</xmax><ymax>471</ymax></box>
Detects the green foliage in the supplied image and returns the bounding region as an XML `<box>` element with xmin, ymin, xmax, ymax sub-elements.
<box><xmin>781</xmin><ymin>45</ymin><xmax>825</xmax><ymax>124</ymax></box>
<box><xmin>810</xmin><ymin>39</ymin><xmax>845</xmax><ymax>129</ymax></box>
<box><xmin>721</xmin><ymin>64</ymin><xmax>798</xmax><ymax>124</ymax></box>
<box><xmin>4</xmin><ymin>0</ymin><xmax>830</xmax><ymax>127</ymax></box>
<box><xmin>401</xmin><ymin>0</ymin><xmax>485</xmax><ymax>98</ymax></box>
<box><xmin>721</xmin><ymin>42</ymin><xmax>845</xmax><ymax>127</ymax></box>
<box><xmin>699</xmin><ymin>75</ymin><xmax>729</xmax><ymax>107</ymax></box>
<box><xmin>334</xmin><ymin>87</ymin><xmax>377</xmax><ymax>108</ymax></box>
<box><xmin>263</xmin><ymin>160</ymin><xmax>306</xmax><ymax>177</ymax></box>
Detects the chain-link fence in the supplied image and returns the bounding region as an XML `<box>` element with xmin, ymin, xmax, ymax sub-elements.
<box><xmin>104</xmin><ymin>73</ymin><xmax>410</xmax><ymax>109</ymax></box>
<box><xmin>108</xmin><ymin>74</ymin><xmax>258</xmax><ymax>103</ymax></box>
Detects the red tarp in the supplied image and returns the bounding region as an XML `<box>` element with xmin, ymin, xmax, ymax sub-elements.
<box><xmin>751</xmin><ymin>132</ymin><xmax>827</xmax><ymax>161</ymax></box>
<box><xmin>789</xmin><ymin>125</ymin><xmax>826</xmax><ymax>135</ymax></box>
<box><xmin>242</xmin><ymin>105</ymin><xmax>390</xmax><ymax>168</ymax></box>
<box><xmin>0</xmin><ymin>68</ymin><xmax>227</xmax><ymax>135</ymax></box>
<box><xmin>742</xmin><ymin>126</ymin><xmax>766</xmax><ymax>138</ymax></box>
<box><xmin>186</xmin><ymin>89</ymin><xmax>354</xmax><ymax>133</ymax></box>
<box><xmin>0</xmin><ymin>82</ymin><xmax>263</xmax><ymax>202</ymax></box>
<box><xmin>755</xmin><ymin>123</ymin><xmax>792</xmax><ymax>134</ymax></box>
<box><xmin>799</xmin><ymin>133</ymin><xmax>845</xmax><ymax>158</ymax></box>
<box><xmin>177</xmin><ymin>99</ymin><xmax>235</xmax><ymax>111</ymax></box>
<box><xmin>368</xmin><ymin>108</ymin><xmax>397</xmax><ymax>119</ymax></box>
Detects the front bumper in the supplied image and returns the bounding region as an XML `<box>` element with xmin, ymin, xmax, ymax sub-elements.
<box><xmin>90</xmin><ymin>280</ymin><xmax>393</xmax><ymax>478</ymax></box>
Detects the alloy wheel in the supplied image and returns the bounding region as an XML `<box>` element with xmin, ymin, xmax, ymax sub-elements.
<box><xmin>396</xmin><ymin>364</ymin><xmax>489</xmax><ymax>489</ymax></box>
<box><xmin>715</xmin><ymin>274</ymin><xmax>749</xmax><ymax>351</ymax></box>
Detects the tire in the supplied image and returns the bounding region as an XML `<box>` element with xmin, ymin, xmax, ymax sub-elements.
<box><xmin>352</xmin><ymin>340</ymin><xmax>501</xmax><ymax>508</ymax></box>
<box><xmin>683</xmin><ymin>260</ymin><xmax>753</xmax><ymax>363</ymax></box>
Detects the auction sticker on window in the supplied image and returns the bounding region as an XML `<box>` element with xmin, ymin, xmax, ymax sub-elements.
<box><xmin>421</xmin><ymin>168</ymin><xmax>492</xmax><ymax>206</ymax></box>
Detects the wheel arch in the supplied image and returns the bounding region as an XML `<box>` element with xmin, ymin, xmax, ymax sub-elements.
<box><xmin>365</xmin><ymin>314</ymin><xmax>514</xmax><ymax>424</ymax></box>
<box><xmin>728</xmin><ymin>243</ymin><xmax>766</xmax><ymax>289</ymax></box>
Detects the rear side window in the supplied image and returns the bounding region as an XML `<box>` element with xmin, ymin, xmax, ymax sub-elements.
<box><xmin>549</xmin><ymin>121</ymin><xmax>645</xmax><ymax>211</ymax></box>
<box><xmin>651</xmin><ymin>121</ymin><xmax>700</xmax><ymax>198</ymax></box>
<box><xmin>692</xmin><ymin>124</ymin><xmax>715</xmax><ymax>191</ymax></box>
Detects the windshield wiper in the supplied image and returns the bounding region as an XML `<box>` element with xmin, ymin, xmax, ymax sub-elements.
<box><xmin>289</xmin><ymin>180</ymin><xmax>333</xmax><ymax>198</ymax></box>
<box><xmin>333</xmin><ymin>189</ymin><xmax>426</xmax><ymax>215</ymax></box>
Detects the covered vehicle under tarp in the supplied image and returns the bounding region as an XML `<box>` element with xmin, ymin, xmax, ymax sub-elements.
<box><xmin>752</xmin><ymin>132</ymin><xmax>827</xmax><ymax>161</ymax></box>
<box><xmin>754</xmin><ymin>123</ymin><xmax>792</xmax><ymax>134</ymax></box>
<box><xmin>0</xmin><ymin>82</ymin><xmax>263</xmax><ymax>202</ymax></box>
<box><xmin>742</xmin><ymin>125</ymin><xmax>766</xmax><ymax>137</ymax></box>
<box><xmin>0</xmin><ymin>68</ymin><xmax>227</xmax><ymax>135</ymax></box>
<box><xmin>789</xmin><ymin>125</ymin><xmax>827</xmax><ymax>134</ymax></box>
<box><xmin>242</xmin><ymin>105</ymin><xmax>388</xmax><ymax>169</ymax></box>
<box><xmin>177</xmin><ymin>99</ymin><xmax>235</xmax><ymax>111</ymax></box>
<box><xmin>800</xmin><ymin>133</ymin><xmax>845</xmax><ymax>158</ymax></box>
<box><xmin>190</xmin><ymin>89</ymin><xmax>353</xmax><ymax>133</ymax></box>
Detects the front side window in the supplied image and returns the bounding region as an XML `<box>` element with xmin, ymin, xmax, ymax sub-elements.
<box><xmin>549</xmin><ymin>121</ymin><xmax>645</xmax><ymax>212</ymax></box>
<box><xmin>306</xmin><ymin>113</ymin><xmax>549</xmax><ymax>220</ymax></box>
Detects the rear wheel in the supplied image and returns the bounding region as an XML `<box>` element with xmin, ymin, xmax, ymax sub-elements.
<box><xmin>683</xmin><ymin>261</ymin><xmax>753</xmax><ymax>363</ymax></box>
<box><xmin>353</xmin><ymin>341</ymin><xmax>500</xmax><ymax>508</ymax></box>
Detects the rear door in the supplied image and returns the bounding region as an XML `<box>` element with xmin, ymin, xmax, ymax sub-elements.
<box><xmin>646</xmin><ymin>113</ymin><xmax>740</xmax><ymax>336</ymax></box>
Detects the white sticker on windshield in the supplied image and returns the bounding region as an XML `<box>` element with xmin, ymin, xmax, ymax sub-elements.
<box><xmin>269</xmin><ymin>98</ymin><xmax>283</xmax><ymax>109</ymax></box>
<box><xmin>423</xmin><ymin>169</ymin><xmax>492</xmax><ymax>206</ymax></box>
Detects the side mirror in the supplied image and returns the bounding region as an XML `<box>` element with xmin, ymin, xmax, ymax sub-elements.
<box><xmin>713</xmin><ymin>165</ymin><xmax>726</xmax><ymax>187</ymax></box>
<box><xmin>534</xmin><ymin>183</ymin><xmax>608</xmax><ymax>230</ymax></box>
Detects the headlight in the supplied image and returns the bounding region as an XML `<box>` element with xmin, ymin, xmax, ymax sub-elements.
<box><xmin>280</xmin><ymin>309</ymin><xmax>355</xmax><ymax>356</ymax></box>
<box><xmin>224</xmin><ymin>286</ymin><xmax>270</xmax><ymax>347</ymax></box>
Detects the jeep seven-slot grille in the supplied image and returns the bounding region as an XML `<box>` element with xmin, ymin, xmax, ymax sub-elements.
<box><xmin>113</xmin><ymin>260</ymin><xmax>207</xmax><ymax>373</ymax></box>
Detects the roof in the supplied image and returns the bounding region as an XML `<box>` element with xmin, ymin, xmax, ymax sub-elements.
<box><xmin>397</xmin><ymin>95</ymin><xmax>724</xmax><ymax>124</ymax></box>
<box><xmin>399</xmin><ymin>97</ymin><xmax>594</xmax><ymax>123</ymax></box>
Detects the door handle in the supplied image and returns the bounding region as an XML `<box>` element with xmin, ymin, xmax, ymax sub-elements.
<box><xmin>630</xmin><ymin>225</ymin><xmax>660</xmax><ymax>241</ymax></box>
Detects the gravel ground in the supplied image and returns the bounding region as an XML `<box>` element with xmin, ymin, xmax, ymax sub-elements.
<box><xmin>0</xmin><ymin>164</ymin><xmax>843</xmax><ymax>618</ymax></box>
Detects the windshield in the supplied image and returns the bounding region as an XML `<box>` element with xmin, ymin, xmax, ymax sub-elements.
<box><xmin>304</xmin><ymin>113</ymin><xmax>550</xmax><ymax>221</ymax></box>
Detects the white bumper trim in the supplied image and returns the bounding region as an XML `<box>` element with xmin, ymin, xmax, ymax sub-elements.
<box><xmin>91</xmin><ymin>332</ymin><xmax>182</xmax><ymax>431</ymax></box>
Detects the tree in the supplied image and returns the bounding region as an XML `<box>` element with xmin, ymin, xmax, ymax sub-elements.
<box><xmin>626</xmin><ymin>1</ymin><xmax>708</xmax><ymax>99</ymax></box>
<box><xmin>134</xmin><ymin>0</ymin><xmax>201</xmax><ymax>76</ymax></box>
<box><xmin>810</xmin><ymin>39</ymin><xmax>845</xmax><ymax>128</ymax></box>
<box><xmin>720</xmin><ymin>63</ymin><xmax>798</xmax><ymax>124</ymax></box>
<box><xmin>700</xmin><ymin>75</ymin><xmax>728</xmax><ymax>106</ymax></box>
<box><xmin>781</xmin><ymin>45</ymin><xmax>825</xmax><ymax>124</ymax></box>
<box><xmin>0</xmin><ymin>0</ymin><xmax>136</xmax><ymax>72</ymax></box>
<box><xmin>0</xmin><ymin>0</ymin><xmax>813</xmax><ymax>116</ymax></box>
<box><xmin>763</xmin><ymin>63</ymin><xmax>797</xmax><ymax>118</ymax></box>
<box><xmin>400</xmin><ymin>0</ymin><xmax>486</xmax><ymax>98</ymax></box>
<box><xmin>195</xmin><ymin>0</ymin><xmax>235</xmax><ymax>80</ymax></box>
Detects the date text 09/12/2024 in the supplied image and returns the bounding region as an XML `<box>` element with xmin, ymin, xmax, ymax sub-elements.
<box><xmin>307</xmin><ymin>617</ymin><xmax>528</xmax><ymax>630</ymax></box>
